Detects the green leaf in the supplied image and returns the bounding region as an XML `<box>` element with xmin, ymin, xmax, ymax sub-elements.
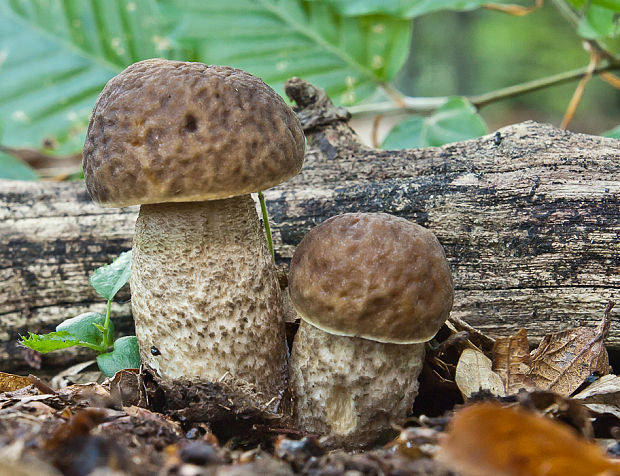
<box><xmin>320</xmin><ymin>0</ymin><xmax>492</xmax><ymax>18</ymax></box>
<box><xmin>20</xmin><ymin>312</ymin><xmax>113</xmax><ymax>353</ymax></box>
<box><xmin>577</xmin><ymin>4</ymin><xmax>619</xmax><ymax>39</ymax></box>
<box><xmin>0</xmin><ymin>150</ymin><xmax>39</xmax><ymax>180</ymax></box>
<box><xmin>382</xmin><ymin>97</ymin><xmax>487</xmax><ymax>149</ymax></box>
<box><xmin>21</xmin><ymin>330</ymin><xmax>89</xmax><ymax>353</ymax></box>
<box><xmin>603</xmin><ymin>125</ymin><xmax>620</xmax><ymax>138</ymax></box>
<box><xmin>0</xmin><ymin>0</ymin><xmax>181</xmax><ymax>155</ymax></box>
<box><xmin>425</xmin><ymin>97</ymin><xmax>488</xmax><ymax>146</ymax></box>
<box><xmin>380</xmin><ymin>116</ymin><xmax>426</xmax><ymax>149</ymax></box>
<box><xmin>592</xmin><ymin>0</ymin><xmax>620</xmax><ymax>11</ymax></box>
<box><xmin>90</xmin><ymin>250</ymin><xmax>132</xmax><ymax>301</ymax></box>
<box><xmin>158</xmin><ymin>0</ymin><xmax>412</xmax><ymax>105</ymax></box>
<box><xmin>567</xmin><ymin>0</ymin><xmax>620</xmax><ymax>10</ymax></box>
<box><xmin>96</xmin><ymin>336</ymin><xmax>141</xmax><ymax>377</ymax></box>
<box><xmin>56</xmin><ymin>312</ymin><xmax>113</xmax><ymax>348</ymax></box>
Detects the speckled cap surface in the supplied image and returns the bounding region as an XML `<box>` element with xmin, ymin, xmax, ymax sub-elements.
<box><xmin>83</xmin><ymin>59</ymin><xmax>305</xmax><ymax>207</ymax></box>
<box><xmin>288</xmin><ymin>213</ymin><xmax>454</xmax><ymax>344</ymax></box>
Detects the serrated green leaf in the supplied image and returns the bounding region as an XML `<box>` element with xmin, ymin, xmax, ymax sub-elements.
<box><xmin>96</xmin><ymin>336</ymin><xmax>141</xmax><ymax>377</ymax></box>
<box><xmin>320</xmin><ymin>0</ymin><xmax>492</xmax><ymax>18</ymax></box>
<box><xmin>21</xmin><ymin>330</ymin><xmax>98</xmax><ymax>353</ymax></box>
<box><xmin>0</xmin><ymin>150</ymin><xmax>39</xmax><ymax>180</ymax></box>
<box><xmin>603</xmin><ymin>125</ymin><xmax>620</xmax><ymax>138</ymax></box>
<box><xmin>382</xmin><ymin>97</ymin><xmax>487</xmax><ymax>149</ymax></box>
<box><xmin>0</xmin><ymin>0</ymin><xmax>181</xmax><ymax>155</ymax></box>
<box><xmin>158</xmin><ymin>0</ymin><xmax>412</xmax><ymax>105</ymax></box>
<box><xmin>20</xmin><ymin>311</ymin><xmax>113</xmax><ymax>353</ymax></box>
<box><xmin>56</xmin><ymin>312</ymin><xmax>112</xmax><ymax>348</ymax></box>
<box><xmin>90</xmin><ymin>250</ymin><xmax>132</xmax><ymax>301</ymax></box>
<box><xmin>21</xmin><ymin>330</ymin><xmax>83</xmax><ymax>352</ymax></box>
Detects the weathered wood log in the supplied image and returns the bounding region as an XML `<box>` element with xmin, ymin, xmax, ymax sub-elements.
<box><xmin>1</xmin><ymin>79</ymin><xmax>619</xmax><ymax>374</ymax></box>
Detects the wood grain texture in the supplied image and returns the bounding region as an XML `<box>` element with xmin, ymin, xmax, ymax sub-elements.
<box><xmin>0</xmin><ymin>79</ymin><xmax>618</xmax><ymax>373</ymax></box>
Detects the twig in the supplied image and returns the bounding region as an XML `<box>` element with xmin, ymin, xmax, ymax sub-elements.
<box><xmin>371</xmin><ymin>114</ymin><xmax>383</xmax><ymax>148</ymax></box>
<box><xmin>601</xmin><ymin>72</ymin><xmax>620</xmax><ymax>89</ymax></box>
<box><xmin>483</xmin><ymin>0</ymin><xmax>543</xmax><ymax>16</ymax></box>
<box><xmin>472</xmin><ymin>61</ymin><xmax>616</xmax><ymax>107</ymax></box>
<box><xmin>380</xmin><ymin>82</ymin><xmax>408</xmax><ymax>108</ymax></box>
<box><xmin>348</xmin><ymin>61</ymin><xmax>620</xmax><ymax>117</ymax></box>
<box><xmin>560</xmin><ymin>52</ymin><xmax>599</xmax><ymax>129</ymax></box>
<box><xmin>447</xmin><ymin>315</ymin><xmax>496</xmax><ymax>352</ymax></box>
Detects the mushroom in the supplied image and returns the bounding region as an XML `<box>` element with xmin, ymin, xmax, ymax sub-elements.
<box><xmin>82</xmin><ymin>59</ymin><xmax>305</xmax><ymax>403</ymax></box>
<box><xmin>288</xmin><ymin>212</ymin><xmax>453</xmax><ymax>447</ymax></box>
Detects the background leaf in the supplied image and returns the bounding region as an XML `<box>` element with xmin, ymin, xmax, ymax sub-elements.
<box><xmin>90</xmin><ymin>250</ymin><xmax>132</xmax><ymax>301</ymax></box>
<box><xmin>380</xmin><ymin>116</ymin><xmax>426</xmax><ymax>149</ymax></box>
<box><xmin>0</xmin><ymin>150</ymin><xmax>39</xmax><ymax>180</ymax></box>
<box><xmin>322</xmin><ymin>0</ymin><xmax>495</xmax><ymax>19</ymax></box>
<box><xmin>0</xmin><ymin>0</ymin><xmax>180</xmax><ymax>155</ymax></box>
<box><xmin>382</xmin><ymin>96</ymin><xmax>488</xmax><ymax>148</ymax></box>
<box><xmin>569</xmin><ymin>0</ymin><xmax>620</xmax><ymax>11</ymax></box>
<box><xmin>96</xmin><ymin>336</ymin><xmax>141</xmax><ymax>377</ymax></box>
<box><xmin>577</xmin><ymin>4</ymin><xmax>619</xmax><ymax>39</ymax></box>
<box><xmin>603</xmin><ymin>124</ymin><xmax>620</xmax><ymax>138</ymax></box>
<box><xmin>159</xmin><ymin>0</ymin><xmax>412</xmax><ymax>105</ymax></box>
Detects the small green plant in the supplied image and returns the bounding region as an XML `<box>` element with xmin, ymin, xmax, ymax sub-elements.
<box><xmin>20</xmin><ymin>251</ymin><xmax>140</xmax><ymax>377</ymax></box>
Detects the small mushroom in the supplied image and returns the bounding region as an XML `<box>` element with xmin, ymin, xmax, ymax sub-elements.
<box><xmin>82</xmin><ymin>59</ymin><xmax>305</xmax><ymax>403</ymax></box>
<box><xmin>288</xmin><ymin>212</ymin><xmax>454</xmax><ymax>447</ymax></box>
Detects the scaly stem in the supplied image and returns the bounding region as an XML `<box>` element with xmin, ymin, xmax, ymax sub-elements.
<box><xmin>258</xmin><ymin>191</ymin><xmax>274</xmax><ymax>260</ymax></box>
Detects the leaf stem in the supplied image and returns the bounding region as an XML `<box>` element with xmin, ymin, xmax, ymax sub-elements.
<box><xmin>102</xmin><ymin>299</ymin><xmax>112</xmax><ymax>349</ymax></box>
<box><xmin>258</xmin><ymin>191</ymin><xmax>274</xmax><ymax>260</ymax></box>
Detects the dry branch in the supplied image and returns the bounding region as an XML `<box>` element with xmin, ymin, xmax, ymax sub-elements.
<box><xmin>1</xmin><ymin>79</ymin><xmax>619</xmax><ymax>374</ymax></box>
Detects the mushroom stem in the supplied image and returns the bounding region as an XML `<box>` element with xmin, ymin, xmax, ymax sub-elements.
<box><xmin>131</xmin><ymin>195</ymin><xmax>287</xmax><ymax>403</ymax></box>
<box><xmin>289</xmin><ymin>320</ymin><xmax>425</xmax><ymax>448</ymax></box>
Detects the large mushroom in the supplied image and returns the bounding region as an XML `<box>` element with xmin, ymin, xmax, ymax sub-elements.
<box><xmin>82</xmin><ymin>59</ymin><xmax>305</xmax><ymax>403</ymax></box>
<box><xmin>288</xmin><ymin>212</ymin><xmax>453</xmax><ymax>447</ymax></box>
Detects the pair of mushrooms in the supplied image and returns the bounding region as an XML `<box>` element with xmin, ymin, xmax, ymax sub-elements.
<box><xmin>82</xmin><ymin>59</ymin><xmax>454</xmax><ymax>447</ymax></box>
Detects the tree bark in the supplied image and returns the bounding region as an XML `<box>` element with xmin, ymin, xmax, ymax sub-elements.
<box><xmin>1</xmin><ymin>79</ymin><xmax>619</xmax><ymax>374</ymax></box>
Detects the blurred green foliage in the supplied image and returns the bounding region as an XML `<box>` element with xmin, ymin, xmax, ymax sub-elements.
<box><xmin>382</xmin><ymin>97</ymin><xmax>488</xmax><ymax>148</ymax></box>
<box><xmin>0</xmin><ymin>0</ymin><xmax>618</xmax><ymax>179</ymax></box>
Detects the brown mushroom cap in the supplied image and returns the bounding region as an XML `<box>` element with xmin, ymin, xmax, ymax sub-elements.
<box><xmin>288</xmin><ymin>212</ymin><xmax>454</xmax><ymax>344</ymax></box>
<box><xmin>82</xmin><ymin>59</ymin><xmax>305</xmax><ymax>207</ymax></box>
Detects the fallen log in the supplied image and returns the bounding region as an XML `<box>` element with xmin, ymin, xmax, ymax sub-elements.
<box><xmin>1</xmin><ymin>79</ymin><xmax>619</xmax><ymax>374</ymax></box>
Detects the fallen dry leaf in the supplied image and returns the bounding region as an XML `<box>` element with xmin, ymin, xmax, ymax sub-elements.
<box><xmin>492</xmin><ymin>328</ymin><xmax>536</xmax><ymax>395</ymax></box>
<box><xmin>0</xmin><ymin>372</ymin><xmax>32</xmax><ymax>393</ymax></box>
<box><xmin>574</xmin><ymin>374</ymin><xmax>620</xmax><ymax>420</ymax></box>
<box><xmin>528</xmin><ymin>311</ymin><xmax>611</xmax><ymax>396</ymax></box>
<box><xmin>438</xmin><ymin>403</ymin><xmax>620</xmax><ymax>476</ymax></box>
<box><xmin>455</xmin><ymin>348</ymin><xmax>505</xmax><ymax>399</ymax></box>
